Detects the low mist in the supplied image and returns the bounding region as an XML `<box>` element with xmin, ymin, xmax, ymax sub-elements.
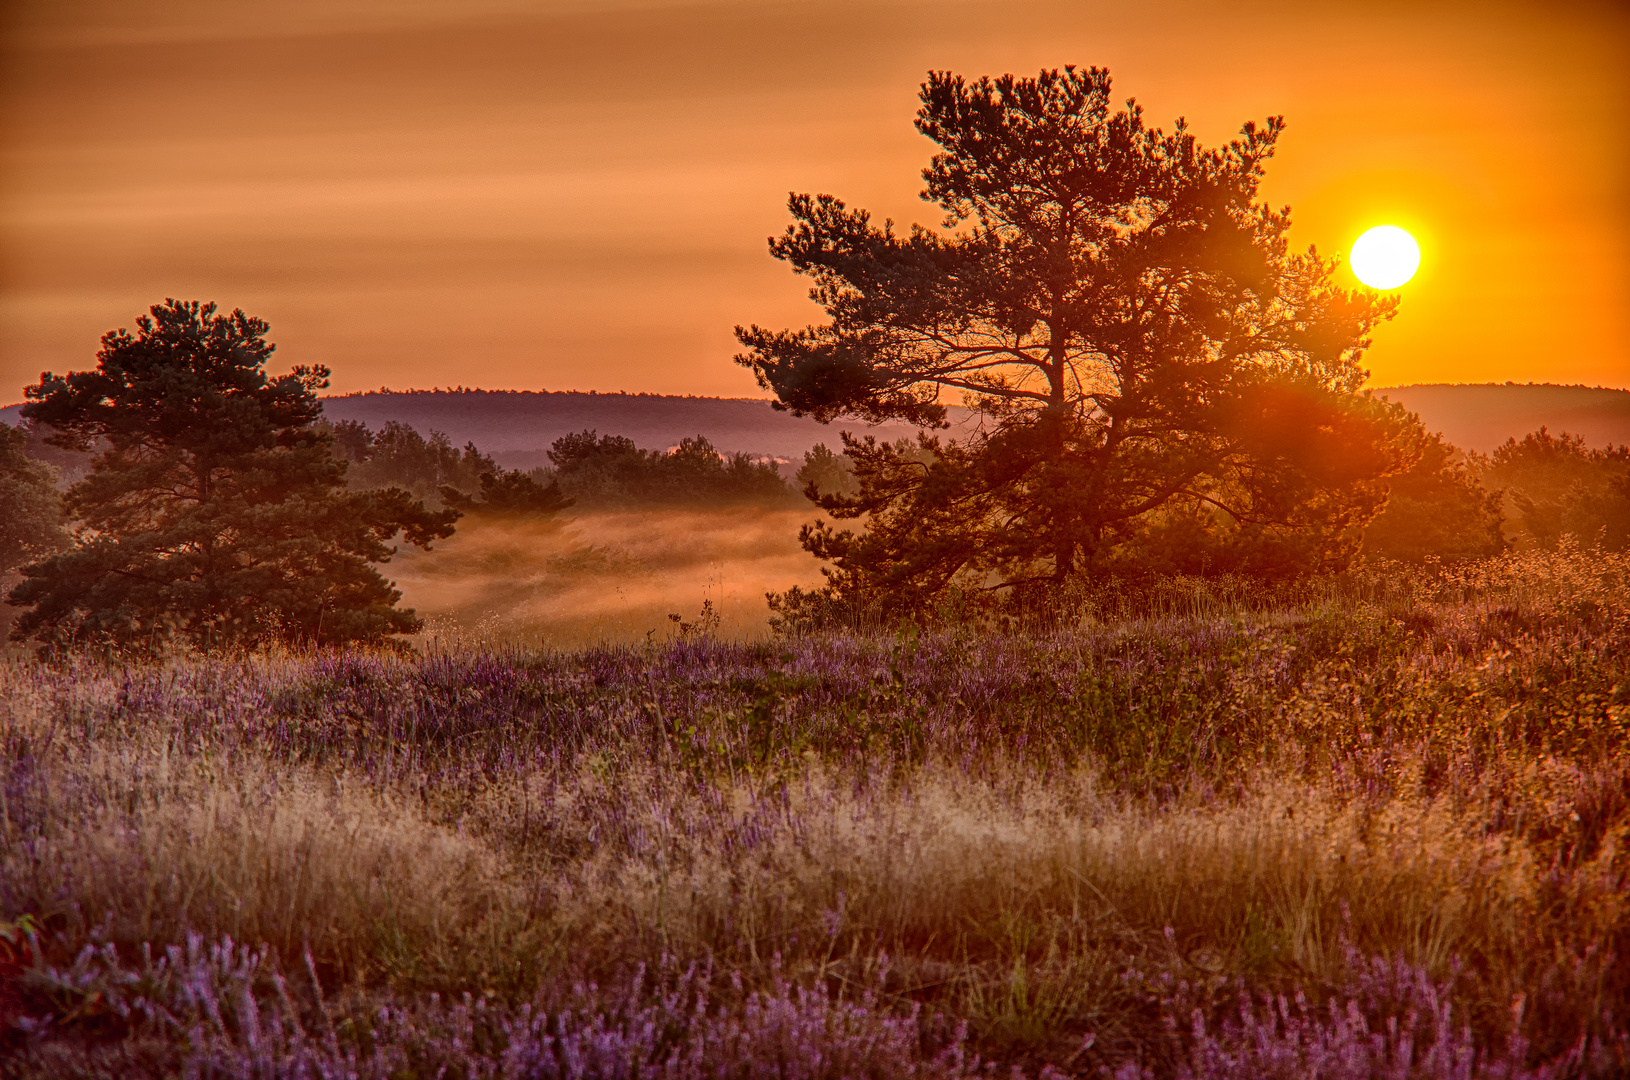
<box><xmin>388</xmin><ymin>505</ymin><xmax>827</xmax><ymax>648</ymax></box>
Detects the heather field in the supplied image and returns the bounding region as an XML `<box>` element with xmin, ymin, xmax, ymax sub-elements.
<box><xmin>2</xmin><ymin>549</ymin><xmax>1628</xmax><ymax>1078</ymax></box>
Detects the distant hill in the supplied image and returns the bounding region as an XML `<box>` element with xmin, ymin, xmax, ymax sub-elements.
<box><xmin>0</xmin><ymin>389</ymin><xmax>950</xmax><ymax>470</ymax></box>
<box><xmin>6</xmin><ymin>383</ymin><xmax>1627</xmax><ymax>461</ymax></box>
<box><xmin>1374</xmin><ymin>383</ymin><xmax>1630</xmax><ymax>454</ymax></box>
<box><xmin>312</xmin><ymin>390</ymin><xmax>964</xmax><ymax>470</ymax></box>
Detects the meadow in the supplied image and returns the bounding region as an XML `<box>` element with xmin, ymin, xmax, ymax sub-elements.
<box><xmin>1</xmin><ymin>546</ymin><xmax>1627</xmax><ymax>1078</ymax></box>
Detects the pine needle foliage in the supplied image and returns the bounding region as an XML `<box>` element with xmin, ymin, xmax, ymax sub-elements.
<box><xmin>6</xmin><ymin>300</ymin><xmax>457</xmax><ymax>655</ymax></box>
<box><xmin>737</xmin><ymin>67</ymin><xmax>1425</xmax><ymax>617</ymax></box>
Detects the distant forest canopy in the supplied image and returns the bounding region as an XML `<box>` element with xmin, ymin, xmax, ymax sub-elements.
<box><xmin>6</xmin><ymin>383</ymin><xmax>1629</xmax><ymax>526</ymax></box>
<box><xmin>4</xmin><ymin>383</ymin><xmax>1626</xmax><ymax>462</ymax></box>
<box><xmin>9</xmin><ymin>406</ymin><xmax>1627</xmax><ymax>561</ymax></box>
<box><xmin>5</xmin><ymin>382</ymin><xmax>1628</xmax><ymax>561</ymax></box>
<box><xmin>330</xmin><ymin>419</ymin><xmax>800</xmax><ymax>509</ymax></box>
<box><xmin>1378</xmin><ymin>384</ymin><xmax>1630</xmax><ymax>455</ymax></box>
<box><xmin>314</xmin><ymin>388</ymin><xmax>960</xmax><ymax>468</ymax></box>
<box><xmin>314</xmin><ymin>383</ymin><xmax>1630</xmax><ymax>461</ymax></box>
<box><xmin>313</xmin><ymin>393</ymin><xmax>1630</xmax><ymax>564</ymax></box>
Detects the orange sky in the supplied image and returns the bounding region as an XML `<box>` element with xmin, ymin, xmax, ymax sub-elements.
<box><xmin>2</xmin><ymin>0</ymin><xmax>1626</xmax><ymax>401</ymax></box>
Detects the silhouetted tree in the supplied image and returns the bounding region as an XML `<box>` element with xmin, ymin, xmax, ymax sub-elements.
<box><xmin>7</xmin><ymin>300</ymin><xmax>457</xmax><ymax>654</ymax></box>
<box><xmin>1362</xmin><ymin>431</ymin><xmax>1504</xmax><ymax>562</ymax></box>
<box><xmin>548</xmin><ymin>430</ymin><xmax>641</xmax><ymax>471</ymax></box>
<box><xmin>1484</xmin><ymin>428</ymin><xmax>1630</xmax><ymax>551</ymax></box>
<box><xmin>439</xmin><ymin>469</ymin><xmax>574</xmax><ymax>517</ymax></box>
<box><xmin>343</xmin><ymin>420</ymin><xmax>496</xmax><ymax>506</ymax></box>
<box><xmin>328</xmin><ymin>417</ymin><xmax>375</xmax><ymax>463</ymax></box>
<box><xmin>546</xmin><ymin>429</ymin><xmax>795</xmax><ymax>505</ymax></box>
<box><xmin>331</xmin><ymin>417</ymin><xmax>569</xmax><ymax>518</ymax></box>
<box><xmin>546</xmin><ymin>430</ymin><xmax>661</xmax><ymax>504</ymax></box>
<box><xmin>737</xmin><ymin>66</ymin><xmax>1422</xmax><ymax>616</ymax></box>
<box><xmin>0</xmin><ymin>423</ymin><xmax>66</xmax><ymax>573</ymax></box>
<box><xmin>796</xmin><ymin>443</ymin><xmax>858</xmax><ymax>500</ymax></box>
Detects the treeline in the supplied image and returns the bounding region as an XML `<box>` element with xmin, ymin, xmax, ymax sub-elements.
<box><xmin>330</xmin><ymin>420</ymin><xmax>570</xmax><ymax>517</ymax></box>
<box><xmin>9</xmin><ymin>415</ymin><xmax>1628</xmax><ymax>565</ymax></box>
<box><xmin>789</xmin><ymin>427</ymin><xmax>1630</xmax><ymax>566</ymax></box>
<box><xmin>1364</xmin><ymin>427</ymin><xmax>1630</xmax><ymax>561</ymax></box>
<box><xmin>544</xmin><ymin>430</ymin><xmax>796</xmax><ymax>506</ymax></box>
<box><xmin>330</xmin><ymin>420</ymin><xmax>802</xmax><ymax>510</ymax></box>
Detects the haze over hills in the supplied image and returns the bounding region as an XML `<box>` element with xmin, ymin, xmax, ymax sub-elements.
<box><xmin>1373</xmin><ymin>384</ymin><xmax>1630</xmax><ymax>454</ymax></box>
<box><xmin>5</xmin><ymin>384</ymin><xmax>1628</xmax><ymax>460</ymax></box>
<box><xmin>310</xmin><ymin>390</ymin><xmax>968</xmax><ymax>470</ymax></box>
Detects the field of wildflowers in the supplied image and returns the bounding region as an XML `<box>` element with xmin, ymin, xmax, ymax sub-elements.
<box><xmin>1</xmin><ymin>547</ymin><xmax>1626</xmax><ymax>1077</ymax></box>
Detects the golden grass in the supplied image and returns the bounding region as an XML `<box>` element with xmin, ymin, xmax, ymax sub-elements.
<box><xmin>544</xmin><ymin>765</ymin><xmax>1555</xmax><ymax>1015</ymax></box>
<box><xmin>1</xmin><ymin>734</ymin><xmax>549</xmax><ymax>994</ymax></box>
<box><xmin>5</xmin><ymin>702</ymin><xmax>1602</xmax><ymax>1057</ymax></box>
<box><xmin>3</xmin><ymin>554</ymin><xmax>1625</xmax><ymax>1069</ymax></box>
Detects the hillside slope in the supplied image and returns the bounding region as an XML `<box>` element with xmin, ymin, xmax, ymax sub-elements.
<box><xmin>314</xmin><ymin>390</ymin><xmax>956</xmax><ymax>468</ymax></box>
<box><xmin>306</xmin><ymin>384</ymin><xmax>1630</xmax><ymax>461</ymax></box>
<box><xmin>6</xmin><ymin>384</ymin><xmax>1627</xmax><ymax>460</ymax></box>
<box><xmin>1375</xmin><ymin>383</ymin><xmax>1630</xmax><ymax>453</ymax></box>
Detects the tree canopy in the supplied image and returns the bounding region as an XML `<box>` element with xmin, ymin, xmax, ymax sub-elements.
<box><xmin>439</xmin><ymin>468</ymin><xmax>574</xmax><ymax>517</ymax></box>
<box><xmin>736</xmin><ymin>66</ymin><xmax>1423</xmax><ymax>616</ymax></box>
<box><xmin>545</xmin><ymin>430</ymin><xmax>795</xmax><ymax>506</ymax></box>
<box><xmin>1484</xmin><ymin>428</ymin><xmax>1630</xmax><ymax>551</ymax></box>
<box><xmin>331</xmin><ymin>417</ymin><xmax>573</xmax><ymax>518</ymax></box>
<box><xmin>0</xmin><ymin>422</ymin><xmax>66</xmax><ymax>575</ymax></box>
<box><xmin>1361</xmin><ymin>431</ymin><xmax>1505</xmax><ymax>563</ymax></box>
<box><xmin>7</xmin><ymin>300</ymin><xmax>457</xmax><ymax>654</ymax></box>
<box><xmin>337</xmin><ymin>419</ymin><xmax>494</xmax><ymax>504</ymax></box>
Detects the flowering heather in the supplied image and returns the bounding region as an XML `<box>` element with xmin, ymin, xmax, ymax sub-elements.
<box><xmin>1156</xmin><ymin>945</ymin><xmax>1626</xmax><ymax>1080</ymax></box>
<box><xmin>1</xmin><ymin>551</ymin><xmax>1626</xmax><ymax>1076</ymax></box>
<box><xmin>13</xmin><ymin>934</ymin><xmax>979</xmax><ymax>1078</ymax></box>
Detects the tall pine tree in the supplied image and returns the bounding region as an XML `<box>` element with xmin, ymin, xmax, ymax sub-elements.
<box><xmin>0</xmin><ymin>422</ymin><xmax>65</xmax><ymax>575</ymax></box>
<box><xmin>8</xmin><ymin>300</ymin><xmax>457</xmax><ymax>654</ymax></box>
<box><xmin>737</xmin><ymin>67</ymin><xmax>1424</xmax><ymax>618</ymax></box>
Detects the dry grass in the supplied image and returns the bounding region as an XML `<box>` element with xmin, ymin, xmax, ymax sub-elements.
<box><xmin>3</xmin><ymin>722</ymin><xmax>1621</xmax><ymax>1070</ymax></box>
<box><xmin>1</xmin><ymin>551</ymin><xmax>1626</xmax><ymax>1074</ymax></box>
<box><xmin>0</xmin><ymin>737</ymin><xmax>548</xmax><ymax>995</ymax></box>
<box><xmin>505</xmin><ymin>760</ymin><xmax>1604</xmax><ymax>1061</ymax></box>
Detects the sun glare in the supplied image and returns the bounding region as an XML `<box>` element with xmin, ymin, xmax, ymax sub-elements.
<box><xmin>1349</xmin><ymin>225</ymin><xmax>1421</xmax><ymax>290</ymax></box>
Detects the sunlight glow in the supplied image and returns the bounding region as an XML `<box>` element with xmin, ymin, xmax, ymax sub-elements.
<box><xmin>1349</xmin><ymin>225</ymin><xmax>1421</xmax><ymax>290</ymax></box>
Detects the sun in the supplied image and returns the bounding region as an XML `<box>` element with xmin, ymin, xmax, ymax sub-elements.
<box><xmin>1349</xmin><ymin>225</ymin><xmax>1420</xmax><ymax>289</ymax></box>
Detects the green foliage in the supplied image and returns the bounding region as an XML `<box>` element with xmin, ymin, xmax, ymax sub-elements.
<box><xmin>794</xmin><ymin>442</ymin><xmax>857</xmax><ymax>500</ymax></box>
<box><xmin>6</xmin><ymin>300</ymin><xmax>457</xmax><ymax>655</ymax></box>
<box><xmin>338</xmin><ymin>419</ymin><xmax>495</xmax><ymax>506</ymax></box>
<box><xmin>1361</xmin><ymin>430</ymin><xmax>1506</xmax><ymax>562</ymax></box>
<box><xmin>0</xmin><ymin>423</ymin><xmax>66</xmax><ymax>574</ymax></box>
<box><xmin>439</xmin><ymin>468</ymin><xmax>574</xmax><ymax>518</ymax></box>
<box><xmin>330</xmin><ymin>417</ymin><xmax>573</xmax><ymax>519</ymax></box>
<box><xmin>546</xmin><ymin>429</ymin><xmax>795</xmax><ymax>506</ymax></box>
<box><xmin>1484</xmin><ymin>427</ymin><xmax>1630</xmax><ymax>551</ymax></box>
<box><xmin>738</xmin><ymin>67</ymin><xmax>1424</xmax><ymax>617</ymax></box>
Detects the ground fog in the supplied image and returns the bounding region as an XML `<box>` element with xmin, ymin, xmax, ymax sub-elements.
<box><xmin>389</xmin><ymin>507</ymin><xmax>827</xmax><ymax>647</ymax></box>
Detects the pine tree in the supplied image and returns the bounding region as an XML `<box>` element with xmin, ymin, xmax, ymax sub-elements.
<box><xmin>0</xmin><ymin>422</ymin><xmax>66</xmax><ymax>574</ymax></box>
<box><xmin>737</xmin><ymin>67</ymin><xmax>1423</xmax><ymax>617</ymax></box>
<box><xmin>7</xmin><ymin>300</ymin><xmax>457</xmax><ymax>654</ymax></box>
